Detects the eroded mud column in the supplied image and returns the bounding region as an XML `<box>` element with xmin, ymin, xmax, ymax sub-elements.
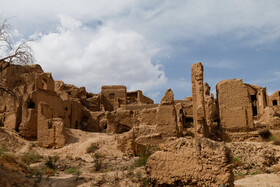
<box><xmin>191</xmin><ymin>62</ymin><xmax>208</xmax><ymax>139</ymax></box>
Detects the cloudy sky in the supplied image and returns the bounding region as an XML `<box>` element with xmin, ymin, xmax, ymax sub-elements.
<box><xmin>2</xmin><ymin>0</ymin><xmax>280</xmax><ymax>102</ymax></box>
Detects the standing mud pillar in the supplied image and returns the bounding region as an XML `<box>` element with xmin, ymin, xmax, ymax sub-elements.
<box><xmin>191</xmin><ymin>62</ymin><xmax>208</xmax><ymax>139</ymax></box>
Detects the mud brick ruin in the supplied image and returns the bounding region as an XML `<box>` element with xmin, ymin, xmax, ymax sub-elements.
<box><xmin>1</xmin><ymin>61</ymin><xmax>280</xmax><ymax>186</ymax></box>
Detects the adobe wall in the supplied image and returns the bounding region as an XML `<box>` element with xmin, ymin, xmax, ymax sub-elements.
<box><xmin>146</xmin><ymin>138</ymin><xmax>233</xmax><ymax>186</ymax></box>
<box><xmin>127</xmin><ymin>90</ymin><xmax>154</xmax><ymax>104</ymax></box>
<box><xmin>101</xmin><ymin>85</ymin><xmax>127</xmax><ymax>111</ymax></box>
<box><xmin>37</xmin><ymin>102</ymin><xmax>66</xmax><ymax>148</ymax></box>
<box><xmin>245</xmin><ymin>84</ymin><xmax>268</xmax><ymax>116</ymax></box>
<box><xmin>124</xmin><ymin>104</ymin><xmax>158</xmax><ymax>111</ymax></box>
<box><xmin>154</xmin><ymin>89</ymin><xmax>181</xmax><ymax>137</ymax></box>
<box><xmin>216</xmin><ymin>79</ymin><xmax>254</xmax><ymax>135</ymax></box>
<box><xmin>269</xmin><ymin>91</ymin><xmax>280</xmax><ymax>108</ymax></box>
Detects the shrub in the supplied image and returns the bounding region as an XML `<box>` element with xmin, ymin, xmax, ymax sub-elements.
<box><xmin>29</xmin><ymin>142</ymin><xmax>36</xmax><ymax>150</ymax></box>
<box><xmin>0</xmin><ymin>146</ymin><xmax>6</xmax><ymax>155</ymax></box>
<box><xmin>45</xmin><ymin>155</ymin><xmax>59</xmax><ymax>169</ymax></box>
<box><xmin>270</xmin><ymin>135</ymin><xmax>276</xmax><ymax>141</ymax></box>
<box><xmin>65</xmin><ymin>167</ymin><xmax>82</xmax><ymax>181</ymax></box>
<box><xmin>21</xmin><ymin>151</ymin><xmax>42</xmax><ymax>165</ymax></box>
<box><xmin>133</xmin><ymin>145</ymin><xmax>159</xmax><ymax>167</ymax></box>
<box><xmin>86</xmin><ymin>143</ymin><xmax>99</xmax><ymax>153</ymax></box>
<box><xmin>250</xmin><ymin>169</ymin><xmax>261</xmax><ymax>175</ymax></box>
<box><xmin>29</xmin><ymin>168</ymin><xmax>44</xmax><ymax>183</ymax></box>
<box><xmin>92</xmin><ymin>153</ymin><xmax>106</xmax><ymax>171</ymax></box>
<box><xmin>234</xmin><ymin>171</ymin><xmax>246</xmax><ymax>180</ymax></box>
<box><xmin>142</xmin><ymin>178</ymin><xmax>151</xmax><ymax>186</ymax></box>
<box><xmin>65</xmin><ymin>167</ymin><xmax>80</xmax><ymax>174</ymax></box>
<box><xmin>66</xmin><ymin>154</ymin><xmax>73</xmax><ymax>160</ymax></box>
<box><xmin>258</xmin><ymin>128</ymin><xmax>271</xmax><ymax>139</ymax></box>
<box><xmin>232</xmin><ymin>156</ymin><xmax>242</xmax><ymax>167</ymax></box>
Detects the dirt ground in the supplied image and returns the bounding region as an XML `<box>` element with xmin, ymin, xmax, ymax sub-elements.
<box><xmin>1</xmin><ymin>127</ymin><xmax>280</xmax><ymax>187</ymax></box>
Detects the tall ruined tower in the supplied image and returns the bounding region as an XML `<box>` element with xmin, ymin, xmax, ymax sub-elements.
<box><xmin>191</xmin><ymin>62</ymin><xmax>208</xmax><ymax>139</ymax></box>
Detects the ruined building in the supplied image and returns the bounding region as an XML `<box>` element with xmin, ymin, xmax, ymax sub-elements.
<box><xmin>1</xmin><ymin>61</ymin><xmax>279</xmax><ymax>145</ymax></box>
<box><xmin>1</xmin><ymin>61</ymin><xmax>280</xmax><ymax>186</ymax></box>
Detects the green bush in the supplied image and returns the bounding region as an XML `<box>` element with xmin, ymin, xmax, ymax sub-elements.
<box><xmin>92</xmin><ymin>153</ymin><xmax>106</xmax><ymax>171</ymax></box>
<box><xmin>0</xmin><ymin>146</ymin><xmax>6</xmax><ymax>155</ymax></box>
<box><xmin>65</xmin><ymin>167</ymin><xmax>80</xmax><ymax>174</ymax></box>
<box><xmin>65</xmin><ymin>167</ymin><xmax>82</xmax><ymax>181</ymax></box>
<box><xmin>133</xmin><ymin>145</ymin><xmax>159</xmax><ymax>167</ymax></box>
<box><xmin>21</xmin><ymin>151</ymin><xmax>42</xmax><ymax>165</ymax></box>
<box><xmin>86</xmin><ymin>143</ymin><xmax>99</xmax><ymax>153</ymax></box>
<box><xmin>45</xmin><ymin>155</ymin><xmax>59</xmax><ymax>169</ymax></box>
<box><xmin>232</xmin><ymin>156</ymin><xmax>242</xmax><ymax>167</ymax></box>
<box><xmin>29</xmin><ymin>167</ymin><xmax>44</xmax><ymax>183</ymax></box>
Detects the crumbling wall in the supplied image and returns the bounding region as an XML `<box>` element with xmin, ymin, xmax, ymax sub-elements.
<box><xmin>19</xmin><ymin>73</ymin><xmax>71</xmax><ymax>138</ymax></box>
<box><xmin>154</xmin><ymin>89</ymin><xmax>181</xmax><ymax>137</ymax></box>
<box><xmin>127</xmin><ymin>90</ymin><xmax>154</xmax><ymax>104</ymax></box>
<box><xmin>245</xmin><ymin>84</ymin><xmax>268</xmax><ymax>116</ymax></box>
<box><xmin>191</xmin><ymin>62</ymin><xmax>208</xmax><ymax>138</ymax></box>
<box><xmin>146</xmin><ymin>137</ymin><xmax>233</xmax><ymax>186</ymax></box>
<box><xmin>269</xmin><ymin>91</ymin><xmax>280</xmax><ymax>109</ymax></box>
<box><xmin>106</xmin><ymin>109</ymin><xmax>138</xmax><ymax>134</ymax></box>
<box><xmin>101</xmin><ymin>85</ymin><xmax>127</xmax><ymax>111</ymax></box>
<box><xmin>217</xmin><ymin>79</ymin><xmax>254</xmax><ymax>138</ymax></box>
<box><xmin>256</xmin><ymin>87</ymin><xmax>268</xmax><ymax>115</ymax></box>
<box><xmin>255</xmin><ymin>107</ymin><xmax>280</xmax><ymax>130</ymax></box>
<box><xmin>0</xmin><ymin>64</ymin><xmax>43</xmax><ymax>131</ymax></box>
<box><xmin>37</xmin><ymin>102</ymin><xmax>66</xmax><ymax>148</ymax></box>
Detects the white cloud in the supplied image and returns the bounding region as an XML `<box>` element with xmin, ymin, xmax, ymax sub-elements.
<box><xmin>106</xmin><ymin>0</ymin><xmax>280</xmax><ymax>46</ymax></box>
<box><xmin>3</xmin><ymin>0</ymin><xmax>280</xmax><ymax>46</ymax></box>
<box><xmin>30</xmin><ymin>15</ymin><xmax>166</xmax><ymax>93</ymax></box>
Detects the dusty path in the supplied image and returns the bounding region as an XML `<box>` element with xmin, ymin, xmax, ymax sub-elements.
<box><xmin>235</xmin><ymin>173</ymin><xmax>280</xmax><ymax>187</ymax></box>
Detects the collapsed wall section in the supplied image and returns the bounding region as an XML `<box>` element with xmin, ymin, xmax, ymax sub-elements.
<box><xmin>37</xmin><ymin>102</ymin><xmax>66</xmax><ymax>148</ymax></box>
<box><xmin>146</xmin><ymin>138</ymin><xmax>233</xmax><ymax>186</ymax></box>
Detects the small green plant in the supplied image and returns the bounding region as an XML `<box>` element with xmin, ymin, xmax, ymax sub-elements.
<box><xmin>21</xmin><ymin>151</ymin><xmax>42</xmax><ymax>165</ymax></box>
<box><xmin>232</xmin><ymin>156</ymin><xmax>242</xmax><ymax>167</ymax></box>
<box><xmin>0</xmin><ymin>146</ymin><xmax>6</xmax><ymax>155</ymax></box>
<box><xmin>234</xmin><ymin>171</ymin><xmax>246</xmax><ymax>180</ymax></box>
<box><xmin>136</xmin><ymin>171</ymin><xmax>142</xmax><ymax>179</ymax></box>
<box><xmin>258</xmin><ymin>128</ymin><xmax>271</xmax><ymax>139</ymax></box>
<box><xmin>29</xmin><ymin>142</ymin><xmax>36</xmax><ymax>150</ymax></box>
<box><xmin>65</xmin><ymin>167</ymin><xmax>82</xmax><ymax>181</ymax></box>
<box><xmin>65</xmin><ymin>167</ymin><xmax>79</xmax><ymax>174</ymax></box>
<box><xmin>270</xmin><ymin>135</ymin><xmax>276</xmax><ymax>141</ymax></box>
<box><xmin>142</xmin><ymin>178</ymin><xmax>151</xmax><ymax>186</ymax></box>
<box><xmin>133</xmin><ymin>145</ymin><xmax>160</xmax><ymax>168</ymax></box>
<box><xmin>66</xmin><ymin>154</ymin><xmax>74</xmax><ymax>160</ymax></box>
<box><xmin>87</xmin><ymin>143</ymin><xmax>99</xmax><ymax>153</ymax></box>
<box><xmin>45</xmin><ymin>155</ymin><xmax>59</xmax><ymax>169</ymax></box>
<box><xmin>29</xmin><ymin>167</ymin><xmax>44</xmax><ymax>183</ymax></box>
<box><xmin>233</xmin><ymin>156</ymin><xmax>239</xmax><ymax>162</ymax></box>
<box><xmin>92</xmin><ymin>153</ymin><xmax>106</xmax><ymax>171</ymax></box>
<box><xmin>249</xmin><ymin>169</ymin><xmax>261</xmax><ymax>175</ymax></box>
<box><xmin>102</xmin><ymin>166</ymin><xmax>113</xmax><ymax>173</ymax></box>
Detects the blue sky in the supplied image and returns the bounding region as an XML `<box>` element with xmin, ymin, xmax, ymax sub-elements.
<box><xmin>2</xmin><ymin>0</ymin><xmax>280</xmax><ymax>102</ymax></box>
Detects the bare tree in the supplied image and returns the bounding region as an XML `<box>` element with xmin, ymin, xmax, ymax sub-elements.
<box><xmin>0</xmin><ymin>17</ymin><xmax>35</xmax><ymax>98</ymax></box>
<box><xmin>0</xmin><ymin>18</ymin><xmax>35</xmax><ymax>65</ymax></box>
